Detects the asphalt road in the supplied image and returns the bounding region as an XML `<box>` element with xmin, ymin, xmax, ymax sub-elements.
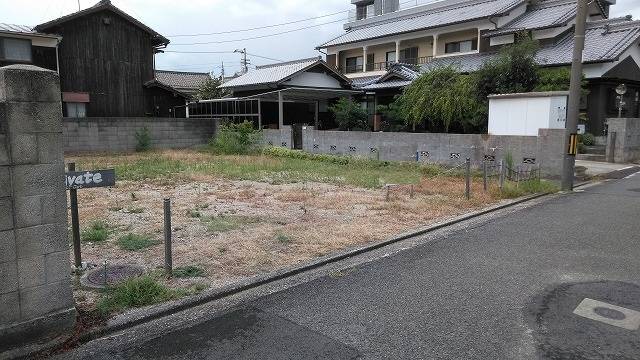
<box><xmin>60</xmin><ymin>173</ymin><xmax>640</xmax><ymax>359</ymax></box>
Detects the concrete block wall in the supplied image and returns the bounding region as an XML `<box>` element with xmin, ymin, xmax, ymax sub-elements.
<box><xmin>299</xmin><ymin>128</ymin><xmax>565</xmax><ymax>177</ymax></box>
<box><xmin>63</xmin><ymin>117</ymin><xmax>217</xmax><ymax>153</ymax></box>
<box><xmin>606</xmin><ymin>118</ymin><xmax>640</xmax><ymax>163</ymax></box>
<box><xmin>263</xmin><ymin>127</ymin><xmax>293</xmax><ymax>149</ymax></box>
<box><xmin>0</xmin><ymin>65</ymin><xmax>76</xmax><ymax>353</ymax></box>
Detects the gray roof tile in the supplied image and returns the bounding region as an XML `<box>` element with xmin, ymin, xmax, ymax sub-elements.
<box><xmin>319</xmin><ymin>0</ymin><xmax>524</xmax><ymax>48</ymax></box>
<box><xmin>155</xmin><ymin>70</ymin><xmax>211</xmax><ymax>95</ymax></box>
<box><xmin>219</xmin><ymin>57</ymin><xmax>349</xmax><ymax>89</ymax></box>
<box><xmin>487</xmin><ymin>0</ymin><xmax>577</xmax><ymax>37</ymax></box>
<box><xmin>0</xmin><ymin>23</ymin><xmax>57</xmax><ymax>37</ymax></box>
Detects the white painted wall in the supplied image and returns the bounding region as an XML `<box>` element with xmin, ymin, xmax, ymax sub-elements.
<box><xmin>282</xmin><ymin>72</ymin><xmax>343</xmax><ymax>88</ymax></box>
<box><xmin>488</xmin><ymin>93</ymin><xmax>568</xmax><ymax>136</ymax></box>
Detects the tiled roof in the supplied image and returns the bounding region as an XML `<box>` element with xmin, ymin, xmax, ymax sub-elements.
<box><xmin>155</xmin><ymin>70</ymin><xmax>211</xmax><ymax>95</ymax></box>
<box><xmin>421</xmin><ymin>18</ymin><xmax>640</xmax><ymax>73</ymax></box>
<box><xmin>318</xmin><ymin>0</ymin><xmax>525</xmax><ymax>48</ymax></box>
<box><xmin>350</xmin><ymin>75</ymin><xmax>380</xmax><ymax>87</ymax></box>
<box><xmin>537</xmin><ymin>17</ymin><xmax>640</xmax><ymax>65</ymax></box>
<box><xmin>0</xmin><ymin>23</ymin><xmax>58</xmax><ymax>37</ymax></box>
<box><xmin>219</xmin><ymin>57</ymin><xmax>348</xmax><ymax>89</ymax></box>
<box><xmin>486</xmin><ymin>0</ymin><xmax>577</xmax><ymax>37</ymax></box>
<box><xmin>354</xmin><ymin>64</ymin><xmax>420</xmax><ymax>90</ymax></box>
<box><xmin>35</xmin><ymin>0</ymin><xmax>169</xmax><ymax>45</ymax></box>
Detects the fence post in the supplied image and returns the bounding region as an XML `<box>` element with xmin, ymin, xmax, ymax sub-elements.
<box><xmin>164</xmin><ymin>198</ymin><xmax>173</xmax><ymax>277</ymax></box>
<box><xmin>499</xmin><ymin>159</ymin><xmax>505</xmax><ymax>189</ymax></box>
<box><xmin>483</xmin><ymin>160</ymin><xmax>488</xmax><ymax>192</ymax></box>
<box><xmin>465</xmin><ymin>158</ymin><xmax>471</xmax><ymax>200</ymax></box>
<box><xmin>68</xmin><ymin>163</ymin><xmax>82</xmax><ymax>269</ymax></box>
<box><xmin>516</xmin><ymin>165</ymin><xmax>521</xmax><ymax>187</ymax></box>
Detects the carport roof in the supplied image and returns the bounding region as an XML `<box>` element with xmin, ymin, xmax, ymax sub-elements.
<box><xmin>241</xmin><ymin>88</ymin><xmax>364</xmax><ymax>102</ymax></box>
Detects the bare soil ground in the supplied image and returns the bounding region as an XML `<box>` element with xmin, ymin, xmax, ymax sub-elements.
<box><xmin>66</xmin><ymin>150</ymin><xmax>511</xmax><ymax>315</ymax></box>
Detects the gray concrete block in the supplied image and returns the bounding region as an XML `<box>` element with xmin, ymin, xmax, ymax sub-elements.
<box><xmin>45</xmin><ymin>251</ymin><xmax>70</xmax><ymax>284</ymax></box>
<box><xmin>13</xmin><ymin>192</ymin><xmax>66</xmax><ymax>229</ymax></box>
<box><xmin>10</xmin><ymin>164</ymin><xmax>65</xmax><ymax>197</ymax></box>
<box><xmin>17</xmin><ymin>256</ymin><xmax>45</xmax><ymax>289</ymax></box>
<box><xmin>15</xmin><ymin>223</ymin><xmax>67</xmax><ymax>259</ymax></box>
<box><xmin>0</xmin><ymin>65</ymin><xmax>61</xmax><ymax>103</ymax></box>
<box><xmin>13</xmin><ymin>195</ymin><xmax>42</xmax><ymax>228</ymax></box>
<box><xmin>0</xmin><ymin>261</ymin><xmax>18</xmax><ymax>295</ymax></box>
<box><xmin>0</xmin><ymin>167</ymin><xmax>10</xmax><ymax>198</ymax></box>
<box><xmin>9</xmin><ymin>133</ymin><xmax>38</xmax><ymax>165</ymax></box>
<box><xmin>0</xmin><ymin>135</ymin><xmax>8</xmax><ymax>166</ymax></box>
<box><xmin>0</xmin><ymin>198</ymin><xmax>13</xmax><ymax>231</ymax></box>
<box><xmin>0</xmin><ymin>230</ymin><xmax>16</xmax><ymax>264</ymax></box>
<box><xmin>37</xmin><ymin>133</ymin><xmax>63</xmax><ymax>164</ymax></box>
<box><xmin>5</xmin><ymin>102</ymin><xmax>63</xmax><ymax>134</ymax></box>
<box><xmin>19</xmin><ymin>280</ymin><xmax>74</xmax><ymax>320</ymax></box>
<box><xmin>0</xmin><ymin>291</ymin><xmax>20</xmax><ymax>324</ymax></box>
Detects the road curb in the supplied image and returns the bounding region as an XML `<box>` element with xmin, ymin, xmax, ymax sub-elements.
<box><xmin>68</xmin><ymin>190</ymin><xmax>562</xmax><ymax>348</ymax></box>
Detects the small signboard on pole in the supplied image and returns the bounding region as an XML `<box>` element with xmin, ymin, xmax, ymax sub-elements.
<box><xmin>66</xmin><ymin>164</ymin><xmax>116</xmax><ymax>269</ymax></box>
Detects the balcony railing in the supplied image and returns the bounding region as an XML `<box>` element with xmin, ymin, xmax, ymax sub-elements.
<box><xmin>340</xmin><ymin>56</ymin><xmax>433</xmax><ymax>74</ymax></box>
<box><xmin>348</xmin><ymin>0</ymin><xmax>446</xmax><ymax>22</ymax></box>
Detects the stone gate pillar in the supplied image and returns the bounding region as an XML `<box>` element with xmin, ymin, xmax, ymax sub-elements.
<box><xmin>0</xmin><ymin>65</ymin><xmax>76</xmax><ymax>354</ymax></box>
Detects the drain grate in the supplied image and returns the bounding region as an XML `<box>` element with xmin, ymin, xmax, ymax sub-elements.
<box><xmin>82</xmin><ymin>264</ymin><xmax>144</xmax><ymax>289</ymax></box>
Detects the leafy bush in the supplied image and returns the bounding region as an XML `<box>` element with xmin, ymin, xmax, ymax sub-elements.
<box><xmin>209</xmin><ymin>120</ymin><xmax>262</xmax><ymax>155</ymax></box>
<box><xmin>399</xmin><ymin>66</ymin><xmax>481</xmax><ymax>132</ymax></box>
<box><xmin>173</xmin><ymin>265</ymin><xmax>206</xmax><ymax>278</ymax></box>
<box><xmin>135</xmin><ymin>127</ymin><xmax>152</xmax><ymax>152</ymax></box>
<box><xmin>376</xmin><ymin>102</ymin><xmax>407</xmax><ymax>132</ymax></box>
<box><xmin>81</xmin><ymin>220</ymin><xmax>111</xmax><ymax>243</ymax></box>
<box><xmin>117</xmin><ymin>233</ymin><xmax>158</xmax><ymax>251</ymax></box>
<box><xmin>329</xmin><ymin>97</ymin><xmax>369</xmax><ymax>131</ymax></box>
<box><xmin>97</xmin><ymin>276</ymin><xmax>178</xmax><ymax>315</ymax></box>
<box><xmin>582</xmin><ymin>133</ymin><xmax>595</xmax><ymax>146</ymax></box>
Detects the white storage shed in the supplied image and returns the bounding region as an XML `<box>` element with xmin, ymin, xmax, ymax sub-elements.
<box><xmin>488</xmin><ymin>91</ymin><xmax>568</xmax><ymax>136</ymax></box>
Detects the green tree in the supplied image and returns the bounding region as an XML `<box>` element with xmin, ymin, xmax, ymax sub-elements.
<box><xmin>329</xmin><ymin>97</ymin><xmax>369</xmax><ymax>131</ymax></box>
<box><xmin>397</xmin><ymin>66</ymin><xmax>481</xmax><ymax>132</ymax></box>
<box><xmin>196</xmin><ymin>76</ymin><xmax>230</xmax><ymax>100</ymax></box>
<box><xmin>376</xmin><ymin>100</ymin><xmax>408</xmax><ymax>132</ymax></box>
<box><xmin>473</xmin><ymin>35</ymin><xmax>540</xmax><ymax>102</ymax></box>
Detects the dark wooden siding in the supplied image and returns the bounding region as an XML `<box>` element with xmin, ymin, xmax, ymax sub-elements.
<box><xmin>47</xmin><ymin>9</ymin><xmax>156</xmax><ymax>117</ymax></box>
<box><xmin>145</xmin><ymin>87</ymin><xmax>187</xmax><ymax>118</ymax></box>
<box><xmin>32</xmin><ymin>46</ymin><xmax>58</xmax><ymax>71</ymax></box>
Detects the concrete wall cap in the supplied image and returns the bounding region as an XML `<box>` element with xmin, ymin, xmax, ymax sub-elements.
<box><xmin>488</xmin><ymin>91</ymin><xmax>570</xmax><ymax>99</ymax></box>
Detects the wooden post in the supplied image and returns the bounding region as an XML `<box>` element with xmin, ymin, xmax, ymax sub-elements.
<box><xmin>68</xmin><ymin>163</ymin><xmax>82</xmax><ymax>269</ymax></box>
<box><xmin>483</xmin><ymin>161</ymin><xmax>488</xmax><ymax>192</ymax></box>
<box><xmin>465</xmin><ymin>158</ymin><xmax>471</xmax><ymax>200</ymax></box>
<box><xmin>164</xmin><ymin>199</ymin><xmax>173</xmax><ymax>277</ymax></box>
<box><xmin>499</xmin><ymin>159</ymin><xmax>505</xmax><ymax>189</ymax></box>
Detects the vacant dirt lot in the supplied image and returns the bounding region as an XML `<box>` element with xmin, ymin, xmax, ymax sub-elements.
<box><xmin>66</xmin><ymin>150</ymin><xmax>536</xmax><ymax>314</ymax></box>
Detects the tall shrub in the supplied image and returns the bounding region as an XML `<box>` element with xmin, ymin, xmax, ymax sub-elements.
<box><xmin>329</xmin><ymin>97</ymin><xmax>369</xmax><ymax>131</ymax></box>
<box><xmin>397</xmin><ymin>66</ymin><xmax>481</xmax><ymax>132</ymax></box>
<box><xmin>209</xmin><ymin>120</ymin><xmax>262</xmax><ymax>154</ymax></box>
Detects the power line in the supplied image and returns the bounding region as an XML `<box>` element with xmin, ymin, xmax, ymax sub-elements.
<box><xmin>165</xmin><ymin>0</ymin><xmax>430</xmax><ymax>39</ymax></box>
<box><xmin>170</xmin><ymin>18</ymin><xmax>346</xmax><ymax>45</ymax></box>
<box><xmin>167</xmin><ymin>9</ymin><xmax>349</xmax><ymax>37</ymax></box>
<box><xmin>246</xmin><ymin>52</ymin><xmax>285</xmax><ymax>62</ymax></box>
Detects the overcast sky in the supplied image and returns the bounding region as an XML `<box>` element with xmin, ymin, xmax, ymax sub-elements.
<box><xmin>1</xmin><ymin>0</ymin><xmax>639</xmax><ymax>75</ymax></box>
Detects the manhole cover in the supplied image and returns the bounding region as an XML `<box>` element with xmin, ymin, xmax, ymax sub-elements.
<box><xmin>527</xmin><ymin>281</ymin><xmax>640</xmax><ymax>359</ymax></box>
<box><xmin>81</xmin><ymin>264</ymin><xmax>144</xmax><ymax>289</ymax></box>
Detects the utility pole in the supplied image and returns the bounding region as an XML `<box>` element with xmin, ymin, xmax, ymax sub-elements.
<box><xmin>235</xmin><ymin>48</ymin><xmax>249</xmax><ymax>74</ymax></box>
<box><xmin>77</xmin><ymin>0</ymin><xmax>81</xmax><ymax>11</ymax></box>
<box><xmin>221</xmin><ymin>61</ymin><xmax>225</xmax><ymax>82</ymax></box>
<box><xmin>561</xmin><ymin>0</ymin><xmax>588</xmax><ymax>191</ymax></box>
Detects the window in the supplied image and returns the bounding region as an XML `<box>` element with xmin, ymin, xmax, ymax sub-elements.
<box><xmin>0</xmin><ymin>38</ymin><xmax>32</xmax><ymax>62</ymax></box>
<box><xmin>345</xmin><ymin>56</ymin><xmax>363</xmax><ymax>73</ymax></box>
<box><xmin>444</xmin><ymin>39</ymin><xmax>478</xmax><ymax>54</ymax></box>
<box><xmin>65</xmin><ymin>103</ymin><xmax>87</xmax><ymax>118</ymax></box>
<box><xmin>386</xmin><ymin>51</ymin><xmax>396</xmax><ymax>63</ymax></box>
<box><xmin>400</xmin><ymin>47</ymin><xmax>419</xmax><ymax>63</ymax></box>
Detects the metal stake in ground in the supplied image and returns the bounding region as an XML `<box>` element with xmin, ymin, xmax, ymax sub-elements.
<box><xmin>164</xmin><ymin>198</ymin><xmax>173</xmax><ymax>277</ymax></box>
<box><xmin>465</xmin><ymin>158</ymin><xmax>471</xmax><ymax>200</ymax></box>
<box><xmin>68</xmin><ymin>162</ymin><xmax>82</xmax><ymax>269</ymax></box>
